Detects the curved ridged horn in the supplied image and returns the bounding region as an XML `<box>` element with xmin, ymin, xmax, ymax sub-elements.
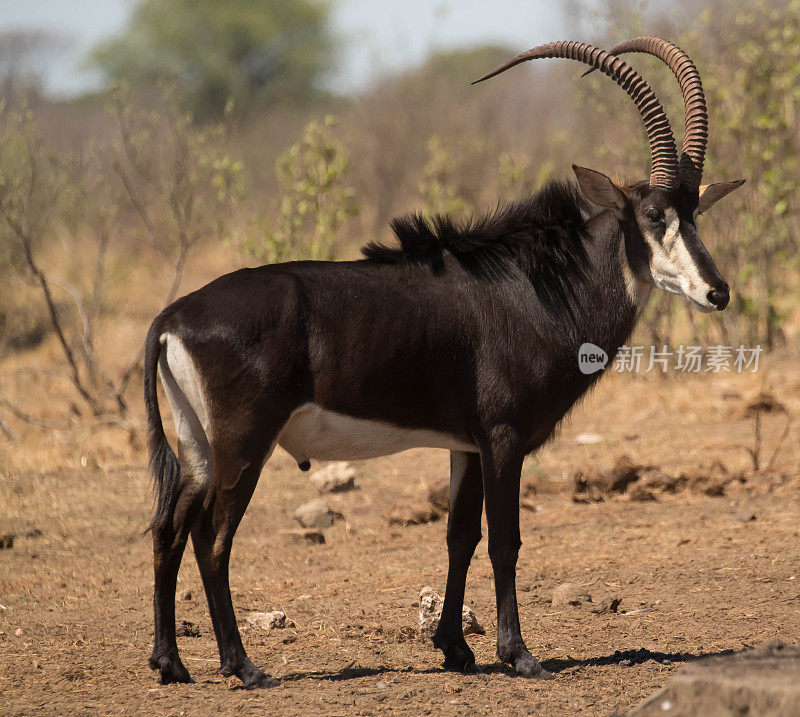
<box><xmin>473</xmin><ymin>40</ymin><xmax>680</xmax><ymax>190</ymax></box>
<box><xmin>583</xmin><ymin>37</ymin><xmax>707</xmax><ymax>189</ymax></box>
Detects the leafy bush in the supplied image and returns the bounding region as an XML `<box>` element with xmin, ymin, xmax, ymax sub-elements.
<box><xmin>244</xmin><ymin>116</ymin><xmax>358</xmax><ymax>264</ymax></box>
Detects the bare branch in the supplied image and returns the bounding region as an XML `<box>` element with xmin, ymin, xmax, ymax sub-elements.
<box><xmin>0</xmin><ymin>397</ymin><xmax>69</xmax><ymax>430</ymax></box>
<box><xmin>49</xmin><ymin>277</ymin><xmax>117</xmax><ymax>394</ymax></box>
<box><xmin>765</xmin><ymin>414</ymin><xmax>793</xmax><ymax>474</ymax></box>
<box><xmin>0</xmin><ymin>416</ymin><xmax>17</xmax><ymax>442</ymax></box>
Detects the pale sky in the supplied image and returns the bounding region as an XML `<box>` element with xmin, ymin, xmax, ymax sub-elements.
<box><xmin>0</xmin><ymin>0</ymin><xmax>569</xmax><ymax>96</ymax></box>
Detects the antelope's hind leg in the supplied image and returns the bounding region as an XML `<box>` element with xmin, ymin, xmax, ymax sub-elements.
<box><xmin>433</xmin><ymin>451</ymin><xmax>484</xmax><ymax>673</ymax></box>
<box><xmin>150</xmin><ymin>472</ymin><xmax>205</xmax><ymax>683</ymax></box>
<box><xmin>149</xmin><ymin>343</ymin><xmax>213</xmax><ymax>684</ymax></box>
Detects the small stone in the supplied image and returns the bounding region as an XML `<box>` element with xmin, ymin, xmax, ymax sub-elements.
<box><xmin>607</xmin><ymin>455</ymin><xmax>645</xmax><ymax>493</ymax></box>
<box><xmin>620</xmin><ymin>658</ymin><xmax>633</xmax><ymax>666</ymax></box>
<box><xmin>733</xmin><ymin>511</ymin><xmax>756</xmax><ymax>523</ymax></box>
<box><xmin>427</xmin><ymin>479</ymin><xmax>450</xmax><ymax>513</ymax></box>
<box><xmin>0</xmin><ymin>533</ymin><xmax>14</xmax><ymax>550</ymax></box>
<box><xmin>639</xmin><ymin>469</ymin><xmax>679</xmax><ymax>493</ymax></box>
<box><xmin>385</xmin><ymin>501</ymin><xmax>440</xmax><ymax>526</ymax></box>
<box><xmin>22</xmin><ymin>528</ymin><xmax>43</xmax><ymax>539</ymax></box>
<box><xmin>309</xmin><ymin>462</ymin><xmax>357</xmax><ymax>493</ymax></box>
<box><xmin>14</xmin><ymin>628</ymin><xmax>23</xmax><ymax>637</ymax></box>
<box><xmin>590</xmin><ymin>597</ymin><xmax>622</xmax><ymax>614</ymax></box>
<box><xmin>628</xmin><ymin>485</ymin><xmax>657</xmax><ymax>502</ymax></box>
<box><xmin>681</xmin><ymin>461</ymin><xmax>738</xmax><ymax>497</ymax></box>
<box><xmin>575</xmin><ymin>433</ymin><xmax>602</xmax><ymax>445</ymax></box>
<box><xmin>247</xmin><ymin>610</ymin><xmax>295</xmax><ymax>630</ymax></box>
<box><xmin>418</xmin><ymin>587</ymin><xmax>484</xmax><ymax>638</ymax></box>
<box><xmin>280</xmin><ymin>528</ymin><xmax>326</xmax><ymax>544</ymax></box>
<box><xmin>176</xmin><ymin>620</ymin><xmax>200</xmax><ymax>637</ymax></box>
<box><xmin>552</xmin><ymin>583</ymin><xmax>592</xmax><ymax>607</ymax></box>
<box><xmin>293</xmin><ymin>498</ymin><xmax>336</xmax><ymax>528</ymax></box>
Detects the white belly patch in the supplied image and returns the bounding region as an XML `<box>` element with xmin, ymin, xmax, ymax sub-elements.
<box><xmin>278</xmin><ymin>403</ymin><xmax>477</xmax><ymax>463</ymax></box>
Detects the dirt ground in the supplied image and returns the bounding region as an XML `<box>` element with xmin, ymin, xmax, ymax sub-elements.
<box><xmin>2</xmin><ymin>342</ymin><xmax>800</xmax><ymax>715</ymax></box>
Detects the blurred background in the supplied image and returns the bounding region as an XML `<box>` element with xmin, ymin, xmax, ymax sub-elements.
<box><xmin>0</xmin><ymin>0</ymin><xmax>797</xmax><ymax>421</ymax></box>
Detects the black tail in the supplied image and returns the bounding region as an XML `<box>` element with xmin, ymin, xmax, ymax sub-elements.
<box><xmin>144</xmin><ymin>317</ymin><xmax>180</xmax><ymax>533</ymax></box>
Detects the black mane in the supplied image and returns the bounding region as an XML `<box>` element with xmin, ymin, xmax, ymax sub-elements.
<box><xmin>362</xmin><ymin>180</ymin><xmax>593</xmax><ymax>309</ymax></box>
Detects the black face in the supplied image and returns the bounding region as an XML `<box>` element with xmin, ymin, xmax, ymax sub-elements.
<box><xmin>622</xmin><ymin>183</ymin><xmax>729</xmax><ymax>312</ymax></box>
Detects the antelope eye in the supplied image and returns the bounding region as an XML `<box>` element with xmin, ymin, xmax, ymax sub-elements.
<box><xmin>645</xmin><ymin>208</ymin><xmax>662</xmax><ymax>223</ymax></box>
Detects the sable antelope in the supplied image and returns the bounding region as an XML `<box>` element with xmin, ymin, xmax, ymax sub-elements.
<box><xmin>144</xmin><ymin>37</ymin><xmax>744</xmax><ymax>687</ymax></box>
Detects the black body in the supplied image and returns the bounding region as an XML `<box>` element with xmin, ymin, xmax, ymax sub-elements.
<box><xmin>145</xmin><ymin>181</ymin><xmax>642</xmax><ymax>685</ymax></box>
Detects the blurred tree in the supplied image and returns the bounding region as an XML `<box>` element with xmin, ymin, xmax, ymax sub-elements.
<box><xmin>91</xmin><ymin>0</ymin><xmax>334</xmax><ymax>116</ymax></box>
<box><xmin>0</xmin><ymin>30</ymin><xmax>67</xmax><ymax>102</ymax></box>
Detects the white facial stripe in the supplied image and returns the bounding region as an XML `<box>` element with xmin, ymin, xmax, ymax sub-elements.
<box><xmin>643</xmin><ymin>209</ymin><xmax>716</xmax><ymax>311</ymax></box>
<box><xmin>661</xmin><ymin>209</ymin><xmax>681</xmax><ymax>251</ymax></box>
<box><xmin>618</xmin><ymin>229</ymin><xmax>652</xmax><ymax>310</ymax></box>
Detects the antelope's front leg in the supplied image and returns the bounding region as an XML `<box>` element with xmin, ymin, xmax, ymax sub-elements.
<box><xmin>480</xmin><ymin>426</ymin><xmax>551</xmax><ymax>679</ymax></box>
<box><xmin>433</xmin><ymin>451</ymin><xmax>484</xmax><ymax>673</ymax></box>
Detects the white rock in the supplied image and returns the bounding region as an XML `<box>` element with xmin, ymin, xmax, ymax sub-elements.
<box><xmin>552</xmin><ymin>582</ymin><xmax>592</xmax><ymax>607</ymax></box>
<box><xmin>293</xmin><ymin>498</ymin><xmax>334</xmax><ymax>528</ymax></box>
<box><xmin>310</xmin><ymin>462</ymin><xmax>357</xmax><ymax>493</ymax></box>
<box><xmin>418</xmin><ymin>586</ymin><xmax>484</xmax><ymax>638</ymax></box>
<box><xmin>246</xmin><ymin>610</ymin><xmax>295</xmax><ymax>630</ymax></box>
<box><xmin>575</xmin><ymin>432</ymin><xmax>603</xmax><ymax>445</ymax></box>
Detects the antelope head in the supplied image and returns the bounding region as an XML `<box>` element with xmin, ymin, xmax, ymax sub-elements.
<box><xmin>474</xmin><ymin>38</ymin><xmax>745</xmax><ymax>312</ymax></box>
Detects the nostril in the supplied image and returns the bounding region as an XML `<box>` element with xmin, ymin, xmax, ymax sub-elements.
<box><xmin>707</xmin><ymin>285</ymin><xmax>730</xmax><ymax>310</ymax></box>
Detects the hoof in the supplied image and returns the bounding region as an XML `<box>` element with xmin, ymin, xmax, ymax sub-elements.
<box><xmin>221</xmin><ymin>661</ymin><xmax>281</xmax><ymax>689</ymax></box>
<box><xmin>435</xmin><ymin>634</ymin><xmax>479</xmax><ymax>674</ymax></box>
<box><xmin>149</xmin><ymin>652</ymin><xmax>194</xmax><ymax>684</ymax></box>
<box><xmin>242</xmin><ymin>671</ymin><xmax>281</xmax><ymax>689</ymax></box>
<box><xmin>444</xmin><ymin>658</ymin><xmax>482</xmax><ymax>674</ymax></box>
<box><xmin>513</xmin><ymin>652</ymin><xmax>553</xmax><ymax>680</ymax></box>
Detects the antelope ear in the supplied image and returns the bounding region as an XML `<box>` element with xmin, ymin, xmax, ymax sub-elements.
<box><xmin>572</xmin><ymin>165</ymin><xmax>628</xmax><ymax>214</ymax></box>
<box><xmin>697</xmin><ymin>179</ymin><xmax>746</xmax><ymax>214</ymax></box>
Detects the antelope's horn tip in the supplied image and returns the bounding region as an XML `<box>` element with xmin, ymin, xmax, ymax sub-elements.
<box><xmin>471</xmin><ymin>70</ymin><xmax>497</xmax><ymax>85</ymax></box>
